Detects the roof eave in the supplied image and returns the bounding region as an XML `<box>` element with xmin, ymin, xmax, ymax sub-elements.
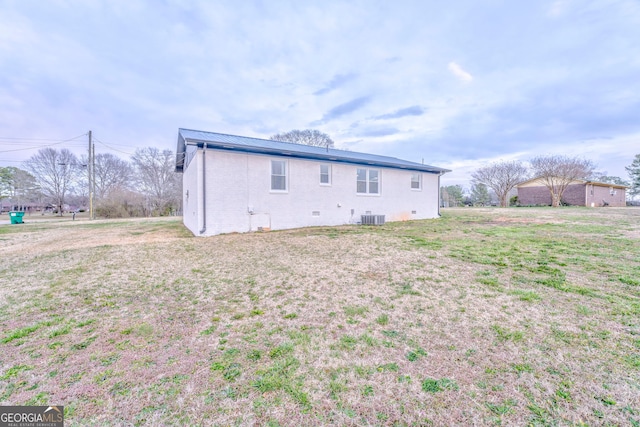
<box><xmin>183</xmin><ymin>137</ymin><xmax>450</xmax><ymax>174</ymax></box>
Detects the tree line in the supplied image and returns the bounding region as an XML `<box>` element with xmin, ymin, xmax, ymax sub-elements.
<box><xmin>0</xmin><ymin>147</ymin><xmax>181</xmax><ymax>218</ymax></box>
<box><xmin>0</xmin><ymin>129</ymin><xmax>335</xmax><ymax>218</ymax></box>
<box><xmin>443</xmin><ymin>154</ymin><xmax>640</xmax><ymax>207</ymax></box>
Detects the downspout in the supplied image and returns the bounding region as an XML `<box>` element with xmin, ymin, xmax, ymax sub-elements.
<box><xmin>437</xmin><ymin>171</ymin><xmax>443</xmax><ymax>216</ymax></box>
<box><xmin>199</xmin><ymin>144</ymin><xmax>207</xmax><ymax>235</ymax></box>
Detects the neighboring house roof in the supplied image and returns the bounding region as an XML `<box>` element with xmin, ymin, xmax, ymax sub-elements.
<box><xmin>175</xmin><ymin>128</ymin><xmax>450</xmax><ymax>174</ymax></box>
<box><xmin>517</xmin><ymin>177</ymin><xmax>628</xmax><ymax>189</ymax></box>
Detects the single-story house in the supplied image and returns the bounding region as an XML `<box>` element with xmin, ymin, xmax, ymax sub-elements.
<box><xmin>175</xmin><ymin>129</ymin><xmax>450</xmax><ymax>236</ymax></box>
<box><xmin>517</xmin><ymin>178</ymin><xmax>627</xmax><ymax>207</ymax></box>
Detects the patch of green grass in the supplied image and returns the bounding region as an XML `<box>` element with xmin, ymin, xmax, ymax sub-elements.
<box><xmin>421</xmin><ymin>378</ymin><xmax>459</xmax><ymax>393</ymax></box>
<box><xmin>252</xmin><ymin>356</ymin><xmax>309</xmax><ymax>407</ymax></box>
<box><xmin>99</xmin><ymin>353</ymin><xmax>120</xmax><ymax>366</ymax></box>
<box><xmin>287</xmin><ymin>330</ymin><xmax>311</xmax><ymax>346</ymax></box>
<box><xmin>512</xmin><ymin>363</ymin><xmax>534</xmax><ymax>375</ymax></box>
<box><xmin>624</xmin><ymin>354</ymin><xmax>640</xmax><ymax>369</ymax></box>
<box><xmin>381</xmin><ymin>330</ymin><xmax>400</xmax><ymax>339</ymax></box>
<box><xmin>476</xmin><ymin>270</ymin><xmax>502</xmax><ymax>289</ymax></box>
<box><xmin>25</xmin><ymin>392</ymin><xmax>50</xmax><ymax>406</ymax></box>
<box><xmin>328</xmin><ymin>377</ymin><xmax>347</xmax><ymax>400</ymax></box>
<box><xmin>269</xmin><ymin>342</ymin><xmax>295</xmax><ymax>358</ymax></box>
<box><xmin>247</xmin><ymin>350</ymin><xmax>262</xmax><ymax>361</ymax></box>
<box><xmin>377</xmin><ymin>363</ymin><xmax>399</xmax><ymax>372</ymax></box>
<box><xmin>200</xmin><ymin>324</ymin><xmax>217</xmax><ymax>335</ymax></box>
<box><xmin>343</xmin><ymin>305</ymin><xmax>368</xmax><ymax>317</ymax></box>
<box><xmin>49</xmin><ymin>324</ymin><xmax>73</xmax><ymax>338</ymax></box>
<box><xmin>508</xmin><ymin>289</ymin><xmax>542</xmax><ymax>302</ymax></box>
<box><xmin>337</xmin><ymin>335</ymin><xmax>358</xmax><ymax>351</ymax></box>
<box><xmin>283</xmin><ymin>313</ymin><xmax>297</xmax><ymax>319</ymax></box>
<box><xmin>2</xmin><ymin>323</ymin><xmax>42</xmax><ymax>343</ymax></box>
<box><xmin>486</xmin><ymin>398</ymin><xmax>517</xmax><ymax>416</ymax></box>
<box><xmin>406</xmin><ymin>236</ymin><xmax>443</xmax><ymax>250</ymax></box>
<box><xmin>93</xmin><ymin>369</ymin><xmax>115</xmax><ymax>384</ymax></box>
<box><xmin>359</xmin><ymin>333</ymin><xmax>378</xmax><ymax>347</ymax></box>
<box><xmin>619</xmin><ymin>276</ymin><xmax>640</xmax><ymax>286</ymax></box>
<box><xmin>597</xmin><ymin>396</ymin><xmax>616</xmax><ymax>406</ymax></box>
<box><xmin>0</xmin><ymin>364</ymin><xmax>33</xmax><ymax>380</ymax></box>
<box><xmin>222</xmin><ymin>363</ymin><xmax>242</xmax><ymax>382</ymax></box>
<box><xmin>375</xmin><ymin>314</ymin><xmax>389</xmax><ymax>325</ymax></box>
<box><xmin>396</xmin><ymin>282</ymin><xmax>422</xmax><ymax>296</ymax></box>
<box><xmin>491</xmin><ymin>325</ymin><xmax>524</xmax><ymax>342</ymax></box>
<box><xmin>406</xmin><ymin>347</ymin><xmax>428</xmax><ymax>362</ymax></box>
<box><xmin>362</xmin><ymin>384</ymin><xmax>374</xmax><ymax>397</ymax></box>
<box><xmin>70</xmin><ymin>336</ymin><xmax>97</xmax><ymax>350</ymax></box>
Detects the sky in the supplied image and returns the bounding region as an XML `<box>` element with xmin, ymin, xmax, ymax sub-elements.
<box><xmin>1</xmin><ymin>0</ymin><xmax>639</xmax><ymax>188</ymax></box>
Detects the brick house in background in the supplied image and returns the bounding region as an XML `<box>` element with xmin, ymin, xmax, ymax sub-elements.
<box><xmin>517</xmin><ymin>178</ymin><xmax>627</xmax><ymax>207</ymax></box>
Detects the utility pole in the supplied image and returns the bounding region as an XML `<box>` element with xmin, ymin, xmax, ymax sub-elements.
<box><xmin>88</xmin><ymin>131</ymin><xmax>94</xmax><ymax>220</ymax></box>
<box><xmin>92</xmin><ymin>135</ymin><xmax>95</xmax><ymax>220</ymax></box>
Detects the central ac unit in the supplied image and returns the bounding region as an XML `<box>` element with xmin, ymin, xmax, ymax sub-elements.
<box><xmin>361</xmin><ymin>214</ymin><xmax>385</xmax><ymax>225</ymax></box>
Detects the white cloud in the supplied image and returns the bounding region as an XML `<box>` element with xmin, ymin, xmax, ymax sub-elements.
<box><xmin>548</xmin><ymin>0</ymin><xmax>568</xmax><ymax>18</ymax></box>
<box><xmin>448</xmin><ymin>62</ymin><xmax>473</xmax><ymax>83</ymax></box>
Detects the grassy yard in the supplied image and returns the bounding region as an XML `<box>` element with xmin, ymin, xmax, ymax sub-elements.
<box><xmin>0</xmin><ymin>207</ymin><xmax>639</xmax><ymax>426</ymax></box>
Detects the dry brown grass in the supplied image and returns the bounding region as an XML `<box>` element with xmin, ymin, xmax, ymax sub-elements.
<box><xmin>1</xmin><ymin>207</ymin><xmax>639</xmax><ymax>426</ymax></box>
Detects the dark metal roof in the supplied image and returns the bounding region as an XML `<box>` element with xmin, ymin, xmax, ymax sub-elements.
<box><xmin>175</xmin><ymin>128</ymin><xmax>450</xmax><ymax>174</ymax></box>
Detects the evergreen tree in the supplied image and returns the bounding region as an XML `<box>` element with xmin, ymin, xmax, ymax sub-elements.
<box><xmin>626</xmin><ymin>154</ymin><xmax>640</xmax><ymax>199</ymax></box>
<box><xmin>470</xmin><ymin>183</ymin><xmax>491</xmax><ymax>206</ymax></box>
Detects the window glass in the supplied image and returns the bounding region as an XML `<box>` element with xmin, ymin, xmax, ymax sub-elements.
<box><xmin>357</xmin><ymin>168</ymin><xmax>380</xmax><ymax>194</ymax></box>
<box><xmin>369</xmin><ymin>169</ymin><xmax>379</xmax><ymax>194</ymax></box>
<box><xmin>357</xmin><ymin>168</ymin><xmax>367</xmax><ymax>193</ymax></box>
<box><xmin>271</xmin><ymin>160</ymin><xmax>286</xmax><ymax>191</ymax></box>
<box><xmin>411</xmin><ymin>173</ymin><xmax>421</xmax><ymax>189</ymax></box>
<box><xmin>320</xmin><ymin>164</ymin><xmax>330</xmax><ymax>184</ymax></box>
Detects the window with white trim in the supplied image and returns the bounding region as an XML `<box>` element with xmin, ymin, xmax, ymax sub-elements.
<box><xmin>411</xmin><ymin>173</ymin><xmax>421</xmax><ymax>190</ymax></box>
<box><xmin>320</xmin><ymin>164</ymin><xmax>331</xmax><ymax>185</ymax></box>
<box><xmin>271</xmin><ymin>160</ymin><xmax>287</xmax><ymax>191</ymax></box>
<box><xmin>356</xmin><ymin>168</ymin><xmax>380</xmax><ymax>194</ymax></box>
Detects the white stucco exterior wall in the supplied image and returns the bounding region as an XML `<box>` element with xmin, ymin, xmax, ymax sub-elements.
<box><xmin>182</xmin><ymin>148</ymin><xmax>441</xmax><ymax>236</ymax></box>
<box><xmin>181</xmin><ymin>146</ymin><xmax>201</xmax><ymax>234</ymax></box>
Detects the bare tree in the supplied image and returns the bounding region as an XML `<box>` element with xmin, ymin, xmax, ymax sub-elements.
<box><xmin>471</xmin><ymin>161</ymin><xmax>529</xmax><ymax>208</ymax></box>
<box><xmin>270</xmin><ymin>129</ymin><xmax>335</xmax><ymax>148</ymax></box>
<box><xmin>25</xmin><ymin>148</ymin><xmax>79</xmax><ymax>215</ymax></box>
<box><xmin>131</xmin><ymin>147</ymin><xmax>181</xmax><ymax>215</ymax></box>
<box><xmin>93</xmin><ymin>153</ymin><xmax>133</xmax><ymax>199</ymax></box>
<box><xmin>529</xmin><ymin>155</ymin><xmax>595</xmax><ymax>207</ymax></box>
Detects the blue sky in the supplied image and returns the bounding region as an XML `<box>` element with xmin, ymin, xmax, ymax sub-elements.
<box><xmin>1</xmin><ymin>0</ymin><xmax>639</xmax><ymax>187</ymax></box>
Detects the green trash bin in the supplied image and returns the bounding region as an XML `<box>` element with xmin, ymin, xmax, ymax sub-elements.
<box><xmin>9</xmin><ymin>211</ymin><xmax>25</xmax><ymax>224</ymax></box>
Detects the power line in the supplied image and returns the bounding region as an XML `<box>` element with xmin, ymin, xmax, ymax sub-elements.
<box><xmin>93</xmin><ymin>138</ymin><xmax>135</xmax><ymax>155</ymax></box>
<box><xmin>0</xmin><ymin>132</ymin><xmax>89</xmax><ymax>153</ymax></box>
